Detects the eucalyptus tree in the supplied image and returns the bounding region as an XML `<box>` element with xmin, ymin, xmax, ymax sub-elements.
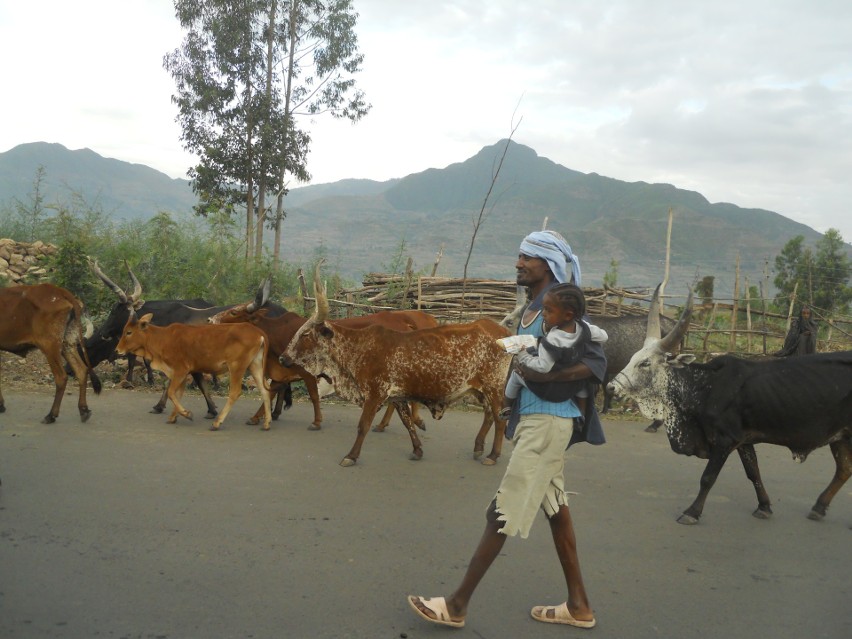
<box><xmin>773</xmin><ymin>230</ymin><xmax>852</xmax><ymax>315</ymax></box>
<box><xmin>164</xmin><ymin>0</ymin><xmax>369</xmax><ymax>266</ymax></box>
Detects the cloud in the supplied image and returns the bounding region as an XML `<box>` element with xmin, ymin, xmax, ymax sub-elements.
<box><xmin>1</xmin><ymin>0</ymin><xmax>851</xmax><ymax>243</ymax></box>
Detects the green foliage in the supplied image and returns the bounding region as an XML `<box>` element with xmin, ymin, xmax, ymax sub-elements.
<box><xmin>13</xmin><ymin>165</ymin><xmax>48</xmax><ymax>241</ymax></box>
<box><xmin>49</xmin><ymin>240</ymin><xmax>96</xmax><ymax>301</ymax></box>
<box><xmin>164</xmin><ymin>0</ymin><xmax>370</xmax><ymax>262</ymax></box>
<box><xmin>773</xmin><ymin>230</ymin><xmax>852</xmax><ymax>314</ymax></box>
<box><xmin>0</xmin><ymin>172</ymin><xmax>327</xmax><ymax>318</ymax></box>
<box><xmin>602</xmin><ymin>259</ymin><xmax>619</xmax><ymax>288</ymax></box>
<box><xmin>694</xmin><ymin>275</ymin><xmax>715</xmax><ymax>305</ymax></box>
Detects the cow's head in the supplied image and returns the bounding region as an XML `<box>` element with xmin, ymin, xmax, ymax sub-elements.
<box><xmin>208</xmin><ymin>276</ymin><xmax>271</xmax><ymax>324</ymax></box>
<box><xmin>607</xmin><ymin>285</ymin><xmax>695</xmax><ymax>419</ymax></box>
<box><xmin>116</xmin><ymin>312</ymin><xmax>154</xmax><ymax>357</ymax></box>
<box><xmin>499</xmin><ymin>285</ymin><xmax>528</xmax><ymax>332</ymax></box>
<box><xmin>281</xmin><ymin>261</ymin><xmax>335</xmax><ymax>374</ymax></box>
<box><xmin>86</xmin><ymin>259</ymin><xmax>146</xmax><ymax>364</ymax></box>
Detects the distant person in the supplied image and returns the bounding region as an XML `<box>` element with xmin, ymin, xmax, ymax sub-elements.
<box><xmin>407</xmin><ymin>229</ymin><xmax>605</xmax><ymax>630</ymax></box>
<box><xmin>775</xmin><ymin>304</ymin><xmax>817</xmax><ymax>356</ymax></box>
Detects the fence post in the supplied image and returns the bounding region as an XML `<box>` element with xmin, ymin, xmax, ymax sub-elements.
<box><xmin>298</xmin><ymin>268</ymin><xmax>309</xmax><ymax>315</ymax></box>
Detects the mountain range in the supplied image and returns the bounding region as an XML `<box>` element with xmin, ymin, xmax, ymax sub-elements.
<box><xmin>0</xmin><ymin>141</ymin><xmax>840</xmax><ymax>290</ymax></box>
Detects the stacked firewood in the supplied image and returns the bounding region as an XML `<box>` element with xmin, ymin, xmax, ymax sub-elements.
<box><xmin>0</xmin><ymin>239</ymin><xmax>57</xmax><ymax>284</ymax></box>
<box><xmin>330</xmin><ymin>273</ymin><xmax>654</xmax><ymax>323</ymax></box>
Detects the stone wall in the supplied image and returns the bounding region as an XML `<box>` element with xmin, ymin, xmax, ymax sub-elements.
<box><xmin>0</xmin><ymin>238</ymin><xmax>57</xmax><ymax>284</ymax></box>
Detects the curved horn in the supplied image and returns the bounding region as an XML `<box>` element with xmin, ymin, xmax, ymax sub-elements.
<box><xmin>659</xmin><ymin>288</ymin><xmax>694</xmax><ymax>351</ymax></box>
<box><xmin>645</xmin><ymin>284</ymin><xmax>662</xmax><ymax>341</ymax></box>
<box><xmin>312</xmin><ymin>260</ymin><xmax>329</xmax><ymax>322</ymax></box>
<box><xmin>247</xmin><ymin>275</ymin><xmax>271</xmax><ymax>313</ymax></box>
<box><xmin>124</xmin><ymin>260</ymin><xmax>143</xmax><ymax>306</ymax></box>
<box><xmin>89</xmin><ymin>258</ymin><xmax>129</xmax><ymax>304</ymax></box>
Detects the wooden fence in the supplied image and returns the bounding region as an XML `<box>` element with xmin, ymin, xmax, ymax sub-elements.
<box><xmin>299</xmin><ymin>271</ymin><xmax>852</xmax><ymax>358</ymax></box>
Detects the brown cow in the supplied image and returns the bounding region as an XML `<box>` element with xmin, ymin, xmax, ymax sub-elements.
<box><xmin>116</xmin><ymin>312</ymin><xmax>271</xmax><ymax>430</ymax></box>
<box><xmin>0</xmin><ymin>283</ymin><xmax>102</xmax><ymax>423</ymax></box>
<box><xmin>281</xmin><ymin>271</ymin><xmax>512</xmax><ymax>467</ymax></box>
<box><xmin>208</xmin><ymin>302</ymin><xmax>439</xmax><ymax>431</ymax></box>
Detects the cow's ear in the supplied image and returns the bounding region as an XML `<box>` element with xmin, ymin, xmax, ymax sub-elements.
<box><xmin>139</xmin><ymin>313</ymin><xmax>154</xmax><ymax>323</ymax></box>
<box><xmin>317</xmin><ymin>322</ymin><xmax>334</xmax><ymax>338</ymax></box>
<box><xmin>667</xmin><ymin>353</ymin><xmax>695</xmax><ymax>368</ymax></box>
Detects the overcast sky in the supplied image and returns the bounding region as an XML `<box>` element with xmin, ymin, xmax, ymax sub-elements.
<box><xmin>1</xmin><ymin>0</ymin><xmax>850</xmax><ymax>242</ymax></box>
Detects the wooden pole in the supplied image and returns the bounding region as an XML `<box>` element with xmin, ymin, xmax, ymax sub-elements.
<box><xmin>761</xmin><ymin>259</ymin><xmax>769</xmax><ymax>354</ymax></box>
<box><xmin>703</xmin><ymin>303</ymin><xmax>718</xmax><ymax>352</ymax></box>
<box><xmin>297</xmin><ymin>268</ymin><xmax>308</xmax><ymax>315</ymax></box>
<box><xmin>786</xmin><ymin>282</ymin><xmax>799</xmax><ymax>332</ymax></box>
<box><xmin>745</xmin><ymin>276</ymin><xmax>752</xmax><ymax>353</ymax></box>
<box><xmin>661</xmin><ymin>207</ymin><xmax>673</xmax><ymax>300</ymax></box>
<box><xmin>431</xmin><ymin>245</ymin><xmax>444</xmax><ymax>277</ymax></box>
<box><xmin>729</xmin><ymin>253</ymin><xmax>740</xmax><ymax>352</ymax></box>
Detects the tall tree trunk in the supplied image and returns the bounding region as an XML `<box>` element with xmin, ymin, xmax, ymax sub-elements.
<box><xmin>273</xmin><ymin>0</ymin><xmax>299</xmax><ymax>271</ymax></box>
<box><xmin>257</xmin><ymin>0</ymin><xmax>278</xmax><ymax>267</ymax></box>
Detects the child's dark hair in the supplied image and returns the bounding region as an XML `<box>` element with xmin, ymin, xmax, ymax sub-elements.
<box><xmin>546</xmin><ymin>283</ymin><xmax>586</xmax><ymax>318</ymax></box>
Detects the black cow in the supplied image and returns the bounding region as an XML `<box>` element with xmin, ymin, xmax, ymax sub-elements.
<box><xmin>608</xmin><ymin>286</ymin><xmax>852</xmax><ymax>525</ymax></box>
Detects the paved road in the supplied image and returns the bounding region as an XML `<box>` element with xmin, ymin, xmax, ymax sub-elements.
<box><xmin>1</xmin><ymin>387</ymin><xmax>849</xmax><ymax>639</ymax></box>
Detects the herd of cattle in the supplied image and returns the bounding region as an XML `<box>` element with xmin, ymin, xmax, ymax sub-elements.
<box><xmin>1</xmin><ymin>263</ymin><xmax>849</xmax><ymax>525</ymax></box>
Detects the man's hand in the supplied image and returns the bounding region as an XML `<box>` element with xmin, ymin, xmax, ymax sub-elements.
<box><xmin>515</xmin><ymin>361</ymin><xmax>592</xmax><ymax>383</ymax></box>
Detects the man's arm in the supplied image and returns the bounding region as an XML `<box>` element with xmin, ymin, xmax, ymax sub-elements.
<box><xmin>515</xmin><ymin>360</ymin><xmax>592</xmax><ymax>383</ymax></box>
<box><xmin>514</xmin><ymin>340</ymin><xmax>607</xmax><ymax>384</ymax></box>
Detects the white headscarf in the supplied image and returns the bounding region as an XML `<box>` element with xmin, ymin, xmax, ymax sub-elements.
<box><xmin>519</xmin><ymin>230</ymin><xmax>581</xmax><ymax>285</ymax></box>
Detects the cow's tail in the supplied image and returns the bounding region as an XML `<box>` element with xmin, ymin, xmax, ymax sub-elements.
<box><xmin>68</xmin><ymin>300</ymin><xmax>103</xmax><ymax>396</ymax></box>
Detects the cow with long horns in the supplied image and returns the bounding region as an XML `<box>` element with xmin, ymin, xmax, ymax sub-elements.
<box><xmin>281</xmin><ymin>262</ymin><xmax>512</xmax><ymax>467</ymax></box>
<box><xmin>608</xmin><ymin>285</ymin><xmax>852</xmax><ymax>524</ymax></box>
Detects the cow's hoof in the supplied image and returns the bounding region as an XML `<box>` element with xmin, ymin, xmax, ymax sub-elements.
<box><xmin>807</xmin><ymin>509</ymin><xmax>825</xmax><ymax>521</ymax></box>
<box><xmin>677</xmin><ymin>513</ymin><xmax>699</xmax><ymax>525</ymax></box>
<box><xmin>246</xmin><ymin>418</ymin><xmax>260</xmax><ymax>426</ymax></box>
<box><xmin>205</xmin><ymin>412</ymin><xmax>217</xmax><ymax>420</ymax></box>
<box><xmin>42</xmin><ymin>414</ymin><xmax>57</xmax><ymax>424</ymax></box>
<box><xmin>372</xmin><ymin>425</ymin><xmax>387</xmax><ymax>432</ymax></box>
<box><xmin>473</xmin><ymin>448</ymin><xmax>484</xmax><ymax>459</ymax></box>
<box><xmin>409</xmin><ymin>450</ymin><xmax>423</xmax><ymax>461</ymax></box>
<box><xmin>261</xmin><ymin>425</ymin><xmax>271</xmax><ymax>431</ymax></box>
<box><xmin>209</xmin><ymin>424</ymin><xmax>221</xmax><ymax>431</ymax></box>
<box><xmin>644</xmin><ymin>424</ymin><xmax>659</xmax><ymax>433</ymax></box>
<box><xmin>150</xmin><ymin>406</ymin><xmax>164</xmax><ymax>414</ymax></box>
<box><xmin>120</xmin><ymin>380</ymin><xmax>134</xmax><ymax>389</ymax></box>
<box><xmin>752</xmin><ymin>507</ymin><xmax>772</xmax><ymax>520</ymax></box>
<box><xmin>308</xmin><ymin>423</ymin><xmax>321</xmax><ymax>431</ymax></box>
<box><xmin>184</xmin><ymin>411</ymin><xmax>194</xmax><ymax>422</ymax></box>
<box><xmin>79</xmin><ymin>409</ymin><xmax>92</xmax><ymax>423</ymax></box>
<box><xmin>339</xmin><ymin>457</ymin><xmax>356</xmax><ymax>467</ymax></box>
<box><xmin>481</xmin><ymin>455</ymin><xmax>498</xmax><ymax>466</ymax></box>
<box><xmin>0</xmin><ymin>403</ymin><xmax>6</xmax><ymax>413</ymax></box>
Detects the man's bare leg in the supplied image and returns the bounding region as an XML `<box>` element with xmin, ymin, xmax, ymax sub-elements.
<box><xmin>409</xmin><ymin>501</ymin><xmax>505</xmax><ymax>622</ymax></box>
<box><xmin>541</xmin><ymin>504</ymin><xmax>594</xmax><ymax>621</ymax></box>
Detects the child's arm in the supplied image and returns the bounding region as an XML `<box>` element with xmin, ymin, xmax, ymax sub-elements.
<box><xmin>516</xmin><ymin>334</ymin><xmax>557</xmax><ymax>373</ymax></box>
<box><xmin>587</xmin><ymin>322</ymin><xmax>608</xmax><ymax>343</ymax></box>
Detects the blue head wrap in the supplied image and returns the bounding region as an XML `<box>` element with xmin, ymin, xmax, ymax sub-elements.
<box><xmin>519</xmin><ymin>230</ymin><xmax>581</xmax><ymax>285</ymax></box>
